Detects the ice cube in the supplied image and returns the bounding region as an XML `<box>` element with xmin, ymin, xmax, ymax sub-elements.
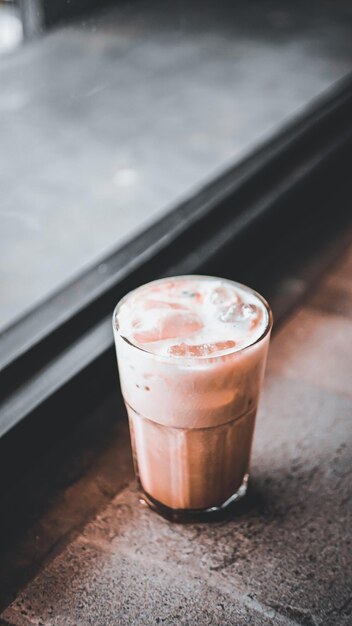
<box><xmin>168</xmin><ymin>343</ymin><xmax>207</xmax><ymax>356</ymax></box>
<box><xmin>162</xmin><ymin>312</ymin><xmax>203</xmax><ymax>339</ymax></box>
<box><xmin>144</xmin><ymin>299</ymin><xmax>188</xmax><ymax>311</ymax></box>
<box><xmin>242</xmin><ymin>303</ymin><xmax>263</xmax><ymax>329</ymax></box>
<box><xmin>240</xmin><ymin>303</ymin><xmax>258</xmax><ymax>319</ymax></box>
<box><xmin>168</xmin><ymin>340</ymin><xmax>236</xmax><ymax>357</ymax></box>
<box><xmin>133</xmin><ymin>327</ymin><xmax>161</xmax><ymax>343</ymax></box>
<box><xmin>133</xmin><ymin>311</ymin><xmax>203</xmax><ymax>344</ymax></box>
<box><xmin>219</xmin><ymin>302</ymin><xmax>259</xmax><ymax>325</ymax></box>
<box><xmin>219</xmin><ymin>304</ymin><xmax>241</xmax><ymax>323</ymax></box>
<box><xmin>210</xmin><ymin>286</ymin><xmax>238</xmax><ymax>306</ymax></box>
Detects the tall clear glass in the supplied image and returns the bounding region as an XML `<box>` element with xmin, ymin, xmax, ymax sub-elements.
<box><xmin>113</xmin><ymin>276</ymin><xmax>272</xmax><ymax>522</ymax></box>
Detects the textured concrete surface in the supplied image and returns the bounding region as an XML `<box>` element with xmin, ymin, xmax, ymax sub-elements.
<box><xmin>268</xmin><ymin>308</ymin><xmax>352</xmax><ymax>397</ymax></box>
<box><xmin>1</xmin><ymin>242</ymin><xmax>352</xmax><ymax>624</ymax></box>
<box><xmin>0</xmin><ymin>393</ymin><xmax>134</xmax><ymax>613</ymax></box>
<box><xmin>1</xmin><ymin>0</ymin><xmax>352</xmax><ymax>329</ymax></box>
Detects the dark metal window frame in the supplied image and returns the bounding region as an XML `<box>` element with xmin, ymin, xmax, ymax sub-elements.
<box><xmin>1</xmin><ymin>74</ymin><xmax>352</xmax><ymax>491</ymax></box>
<box><xmin>18</xmin><ymin>0</ymin><xmax>114</xmax><ymax>38</ymax></box>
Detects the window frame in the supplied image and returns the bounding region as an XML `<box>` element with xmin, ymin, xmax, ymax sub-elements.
<box><xmin>1</xmin><ymin>74</ymin><xmax>352</xmax><ymax>491</ymax></box>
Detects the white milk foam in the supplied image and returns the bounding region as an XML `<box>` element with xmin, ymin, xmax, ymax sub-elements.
<box><xmin>116</xmin><ymin>276</ymin><xmax>268</xmax><ymax>358</ymax></box>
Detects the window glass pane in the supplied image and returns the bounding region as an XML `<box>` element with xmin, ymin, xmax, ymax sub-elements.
<box><xmin>1</xmin><ymin>1</ymin><xmax>352</xmax><ymax>331</ymax></box>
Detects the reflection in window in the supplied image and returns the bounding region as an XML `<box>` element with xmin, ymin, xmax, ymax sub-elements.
<box><xmin>0</xmin><ymin>1</ymin><xmax>22</xmax><ymax>54</ymax></box>
<box><xmin>1</xmin><ymin>1</ymin><xmax>352</xmax><ymax>331</ymax></box>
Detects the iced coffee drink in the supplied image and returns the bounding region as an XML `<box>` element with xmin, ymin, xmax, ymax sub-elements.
<box><xmin>113</xmin><ymin>276</ymin><xmax>272</xmax><ymax>521</ymax></box>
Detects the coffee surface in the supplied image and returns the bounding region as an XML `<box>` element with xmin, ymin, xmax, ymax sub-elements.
<box><xmin>116</xmin><ymin>276</ymin><xmax>268</xmax><ymax>358</ymax></box>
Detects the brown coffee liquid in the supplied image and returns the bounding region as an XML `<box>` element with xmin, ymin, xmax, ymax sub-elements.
<box><xmin>128</xmin><ymin>406</ymin><xmax>256</xmax><ymax>511</ymax></box>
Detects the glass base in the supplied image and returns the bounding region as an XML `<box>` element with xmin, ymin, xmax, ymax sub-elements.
<box><xmin>138</xmin><ymin>474</ymin><xmax>249</xmax><ymax>523</ymax></box>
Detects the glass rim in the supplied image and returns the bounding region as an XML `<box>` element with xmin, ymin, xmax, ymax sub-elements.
<box><xmin>112</xmin><ymin>275</ymin><xmax>273</xmax><ymax>362</ymax></box>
